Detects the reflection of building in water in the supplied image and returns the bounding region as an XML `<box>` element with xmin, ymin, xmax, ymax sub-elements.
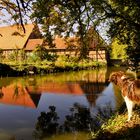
<box><xmin>80</xmin><ymin>82</ymin><xmax>106</xmax><ymax>106</ymax></box>
<box><xmin>0</xmin><ymin>84</ymin><xmax>41</xmax><ymax>108</ymax></box>
<box><xmin>27</xmin><ymin>83</ymin><xmax>83</xmax><ymax>95</ymax></box>
<box><xmin>29</xmin><ymin>93</ymin><xmax>41</xmax><ymax>107</ymax></box>
<box><xmin>0</xmin><ymin>81</ymin><xmax>107</xmax><ymax>108</ymax></box>
<box><xmin>79</xmin><ymin>70</ymin><xmax>108</xmax><ymax>106</ymax></box>
<box><xmin>86</xmin><ymin>94</ymin><xmax>98</xmax><ymax>106</ymax></box>
<box><xmin>0</xmin><ymin>83</ymin><xmax>84</xmax><ymax>108</ymax></box>
<box><xmin>0</xmin><ymin>69</ymin><xmax>108</xmax><ymax>108</ymax></box>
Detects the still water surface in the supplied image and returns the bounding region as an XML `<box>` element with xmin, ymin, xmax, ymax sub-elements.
<box><xmin>0</xmin><ymin>68</ymin><xmax>125</xmax><ymax>140</ymax></box>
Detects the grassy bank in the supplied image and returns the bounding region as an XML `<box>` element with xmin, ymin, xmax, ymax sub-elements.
<box><xmin>0</xmin><ymin>56</ymin><xmax>107</xmax><ymax>76</ymax></box>
<box><xmin>91</xmin><ymin>108</ymin><xmax>140</xmax><ymax>140</ymax></box>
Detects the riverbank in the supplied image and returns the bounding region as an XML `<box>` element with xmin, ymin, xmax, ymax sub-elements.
<box><xmin>91</xmin><ymin>108</ymin><xmax>140</xmax><ymax>140</ymax></box>
<box><xmin>0</xmin><ymin>59</ymin><xmax>106</xmax><ymax>77</ymax></box>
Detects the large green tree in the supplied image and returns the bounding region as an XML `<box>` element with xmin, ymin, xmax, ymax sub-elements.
<box><xmin>31</xmin><ymin>0</ymin><xmax>105</xmax><ymax>59</ymax></box>
<box><xmin>91</xmin><ymin>0</ymin><xmax>140</xmax><ymax>71</ymax></box>
<box><xmin>108</xmin><ymin>0</ymin><xmax>140</xmax><ymax>71</ymax></box>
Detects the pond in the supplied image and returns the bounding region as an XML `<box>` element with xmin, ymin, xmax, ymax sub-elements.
<box><xmin>0</xmin><ymin>67</ymin><xmax>126</xmax><ymax>140</ymax></box>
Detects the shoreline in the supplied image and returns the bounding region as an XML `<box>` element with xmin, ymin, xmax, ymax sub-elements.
<box><xmin>0</xmin><ymin>61</ymin><xmax>107</xmax><ymax>77</ymax></box>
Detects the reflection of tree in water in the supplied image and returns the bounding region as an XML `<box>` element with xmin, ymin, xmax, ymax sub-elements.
<box><xmin>13</xmin><ymin>84</ymin><xmax>19</xmax><ymax>99</ymax></box>
<box><xmin>63</xmin><ymin>103</ymin><xmax>94</xmax><ymax>132</ymax></box>
<box><xmin>33</xmin><ymin>103</ymin><xmax>114</xmax><ymax>139</ymax></box>
<box><xmin>0</xmin><ymin>87</ymin><xmax>4</xmax><ymax>99</ymax></box>
<box><xmin>33</xmin><ymin>106</ymin><xmax>59</xmax><ymax>139</ymax></box>
<box><xmin>13</xmin><ymin>83</ymin><xmax>27</xmax><ymax>99</ymax></box>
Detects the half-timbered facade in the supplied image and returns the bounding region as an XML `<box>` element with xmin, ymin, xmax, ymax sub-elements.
<box><xmin>0</xmin><ymin>24</ymin><xmax>107</xmax><ymax>62</ymax></box>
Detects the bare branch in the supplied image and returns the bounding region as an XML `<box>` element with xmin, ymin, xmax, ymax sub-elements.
<box><xmin>16</xmin><ymin>0</ymin><xmax>26</xmax><ymax>32</ymax></box>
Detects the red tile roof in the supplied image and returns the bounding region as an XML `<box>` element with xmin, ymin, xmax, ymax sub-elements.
<box><xmin>45</xmin><ymin>37</ymin><xmax>79</xmax><ymax>50</ymax></box>
<box><xmin>53</xmin><ymin>37</ymin><xmax>67</xmax><ymax>49</ymax></box>
<box><xmin>0</xmin><ymin>84</ymin><xmax>37</xmax><ymax>108</ymax></box>
<box><xmin>44</xmin><ymin>36</ymin><xmax>105</xmax><ymax>50</ymax></box>
<box><xmin>25</xmin><ymin>39</ymin><xmax>44</xmax><ymax>51</ymax></box>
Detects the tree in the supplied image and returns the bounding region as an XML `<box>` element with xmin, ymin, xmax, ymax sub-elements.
<box><xmin>110</xmin><ymin>39</ymin><xmax>127</xmax><ymax>60</ymax></box>
<box><xmin>34</xmin><ymin>45</ymin><xmax>49</xmax><ymax>61</ymax></box>
<box><xmin>90</xmin><ymin>0</ymin><xmax>140</xmax><ymax>71</ymax></box>
<box><xmin>0</xmin><ymin>0</ymin><xmax>32</xmax><ymax>32</ymax></box>
<box><xmin>2</xmin><ymin>0</ymin><xmax>140</xmax><ymax>69</ymax></box>
<box><xmin>108</xmin><ymin>0</ymin><xmax>140</xmax><ymax>71</ymax></box>
<box><xmin>31</xmin><ymin>0</ymin><xmax>105</xmax><ymax>59</ymax></box>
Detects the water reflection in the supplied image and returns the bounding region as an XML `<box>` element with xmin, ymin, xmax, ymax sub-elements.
<box><xmin>0</xmin><ymin>68</ymin><xmax>125</xmax><ymax>140</ymax></box>
<box><xmin>33</xmin><ymin>104</ymin><xmax>94</xmax><ymax>140</ymax></box>
<box><xmin>33</xmin><ymin>104</ymin><xmax>114</xmax><ymax>140</ymax></box>
<box><xmin>0</xmin><ymin>69</ymin><xmax>109</xmax><ymax>108</ymax></box>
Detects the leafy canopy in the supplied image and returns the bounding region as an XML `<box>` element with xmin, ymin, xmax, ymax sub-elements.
<box><xmin>31</xmin><ymin>0</ymin><xmax>106</xmax><ymax>58</ymax></box>
<box><xmin>91</xmin><ymin>0</ymin><xmax>140</xmax><ymax>70</ymax></box>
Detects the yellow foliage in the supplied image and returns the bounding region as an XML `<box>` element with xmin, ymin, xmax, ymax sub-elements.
<box><xmin>111</xmin><ymin>39</ymin><xmax>128</xmax><ymax>60</ymax></box>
